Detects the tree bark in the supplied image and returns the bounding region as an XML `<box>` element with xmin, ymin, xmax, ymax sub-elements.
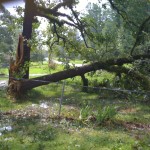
<box><xmin>22</xmin><ymin>0</ymin><xmax>36</xmax><ymax>79</ymax></box>
<box><xmin>81</xmin><ymin>74</ymin><xmax>89</xmax><ymax>92</ymax></box>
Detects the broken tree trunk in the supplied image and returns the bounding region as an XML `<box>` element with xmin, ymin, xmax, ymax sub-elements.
<box><xmin>8</xmin><ymin>35</ymin><xmax>26</xmax><ymax>97</ymax></box>
<box><xmin>7</xmin><ymin>34</ymin><xmax>150</xmax><ymax>98</ymax></box>
<box><xmin>8</xmin><ymin>0</ymin><xmax>37</xmax><ymax>98</ymax></box>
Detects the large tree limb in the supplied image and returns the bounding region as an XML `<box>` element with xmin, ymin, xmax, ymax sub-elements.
<box><xmin>52</xmin><ymin>0</ymin><xmax>76</xmax><ymax>11</ymax></box>
<box><xmin>35</xmin><ymin>1</ymin><xmax>90</xmax><ymax>48</ymax></box>
<box><xmin>14</xmin><ymin>54</ymin><xmax>150</xmax><ymax>93</ymax></box>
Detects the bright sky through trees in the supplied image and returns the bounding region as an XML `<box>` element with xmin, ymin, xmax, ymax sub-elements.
<box><xmin>3</xmin><ymin>0</ymin><xmax>106</xmax><ymax>15</ymax></box>
<box><xmin>2</xmin><ymin>0</ymin><xmax>107</xmax><ymax>32</ymax></box>
<box><xmin>3</xmin><ymin>0</ymin><xmax>106</xmax><ymax>29</ymax></box>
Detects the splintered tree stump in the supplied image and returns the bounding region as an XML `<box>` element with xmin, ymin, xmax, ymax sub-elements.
<box><xmin>8</xmin><ymin>35</ymin><xmax>25</xmax><ymax>98</ymax></box>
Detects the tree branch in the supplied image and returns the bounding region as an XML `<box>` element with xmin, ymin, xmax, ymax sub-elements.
<box><xmin>52</xmin><ymin>0</ymin><xmax>76</xmax><ymax>11</ymax></box>
<box><xmin>36</xmin><ymin>3</ymin><xmax>92</xmax><ymax>49</ymax></box>
<box><xmin>130</xmin><ymin>16</ymin><xmax>150</xmax><ymax>55</ymax></box>
<box><xmin>108</xmin><ymin>0</ymin><xmax>139</xmax><ymax>28</ymax></box>
<box><xmin>106</xmin><ymin>65</ymin><xmax>150</xmax><ymax>90</ymax></box>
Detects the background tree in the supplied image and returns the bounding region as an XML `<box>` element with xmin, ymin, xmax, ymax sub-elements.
<box><xmin>0</xmin><ymin>7</ymin><xmax>21</xmax><ymax>66</ymax></box>
<box><xmin>0</xmin><ymin>27</ymin><xmax>13</xmax><ymax>62</ymax></box>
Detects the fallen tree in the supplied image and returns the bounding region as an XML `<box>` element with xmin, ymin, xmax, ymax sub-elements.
<box><xmin>7</xmin><ymin>48</ymin><xmax>150</xmax><ymax>98</ymax></box>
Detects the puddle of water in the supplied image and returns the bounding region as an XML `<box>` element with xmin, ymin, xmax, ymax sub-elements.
<box><xmin>40</xmin><ymin>103</ymin><xmax>48</xmax><ymax>109</ymax></box>
<box><xmin>0</xmin><ymin>126</ymin><xmax>12</xmax><ymax>136</ymax></box>
<box><xmin>0</xmin><ymin>126</ymin><xmax>12</xmax><ymax>132</ymax></box>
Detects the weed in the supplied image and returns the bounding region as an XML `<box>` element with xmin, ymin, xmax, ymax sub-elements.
<box><xmin>79</xmin><ymin>105</ymin><xmax>117</xmax><ymax>125</ymax></box>
<box><xmin>79</xmin><ymin>105</ymin><xmax>92</xmax><ymax>120</ymax></box>
<box><xmin>95</xmin><ymin>106</ymin><xmax>117</xmax><ymax>124</ymax></box>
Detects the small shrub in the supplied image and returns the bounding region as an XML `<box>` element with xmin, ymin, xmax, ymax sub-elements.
<box><xmin>95</xmin><ymin>106</ymin><xmax>117</xmax><ymax>124</ymax></box>
<box><xmin>79</xmin><ymin>105</ymin><xmax>117</xmax><ymax>125</ymax></box>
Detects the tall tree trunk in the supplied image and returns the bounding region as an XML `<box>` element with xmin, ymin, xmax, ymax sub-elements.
<box><xmin>8</xmin><ymin>0</ymin><xmax>36</xmax><ymax>97</ymax></box>
<box><xmin>22</xmin><ymin>0</ymin><xmax>36</xmax><ymax>79</ymax></box>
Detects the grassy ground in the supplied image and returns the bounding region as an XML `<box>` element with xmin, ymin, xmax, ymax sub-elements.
<box><xmin>69</xmin><ymin>59</ymin><xmax>84</xmax><ymax>64</ymax></box>
<box><xmin>0</xmin><ymin>62</ymin><xmax>150</xmax><ymax>149</ymax></box>
<box><xmin>0</xmin><ymin>83</ymin><xmax>150</xmax><ymax>150</ymax></box>
<box><xmin>0</xmin><ymin>68</ymin><xmax>8</xmax><ymax>75</ymax></box>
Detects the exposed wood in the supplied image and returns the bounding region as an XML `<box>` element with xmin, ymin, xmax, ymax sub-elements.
<box><xmin>8</xmin><ymin>35</ymin><xmax>25</xmax><ymax>97</ymax></box>
<box><xmin>9</xmin><ymin>35</ymin><xmax>24</xmax><ymax>82</ymax></box>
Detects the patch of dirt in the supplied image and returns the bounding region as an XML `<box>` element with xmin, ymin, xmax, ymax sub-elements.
<box><xmin>0</xmin><ymin>102</ymin><xmax>79</xmax><ymax>125</ymax></box>
<box><xmin>2</xmin><ymin>104</ymin><xmax>55</xmax><ymax>120</ymax></box>
<box><xmin>122</xmin><ymin>121</ymin><xmax>150</xmax><ymax>132</ymax></box>
<box><xmin>119</xmin><ymin>108</ymin><xmax>137</xmax><ymax>114</ymax></box>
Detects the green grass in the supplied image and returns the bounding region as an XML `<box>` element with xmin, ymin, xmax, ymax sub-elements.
<box><xmin>0</xmin><ymin>68</ymin><xmax>8</xmax><ymax>75</ymax></box>
<box><xmin>70</xmin><ymin>59</ymin><xmax>84</xmax><ymax>64</ymax></box>
<box><xmin>29</xmin><ymin>62</ymin><xmax>63</xmax><ymax>75</ymax></box>
<box><xmin>0</xmin><ymin>83</ymin><xmax>150</xmax><ymax>150</ymax></box>
<box><xmin>0</xmin><ymin>123</ymin><xmax>137</xmax><ymax>150</ymax></box>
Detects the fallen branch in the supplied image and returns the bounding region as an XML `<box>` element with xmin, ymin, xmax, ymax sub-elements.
<box><xmin>16</xmin><ymin>54</ymin><xmax>150</xmax><ymax>92</ymax></box>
